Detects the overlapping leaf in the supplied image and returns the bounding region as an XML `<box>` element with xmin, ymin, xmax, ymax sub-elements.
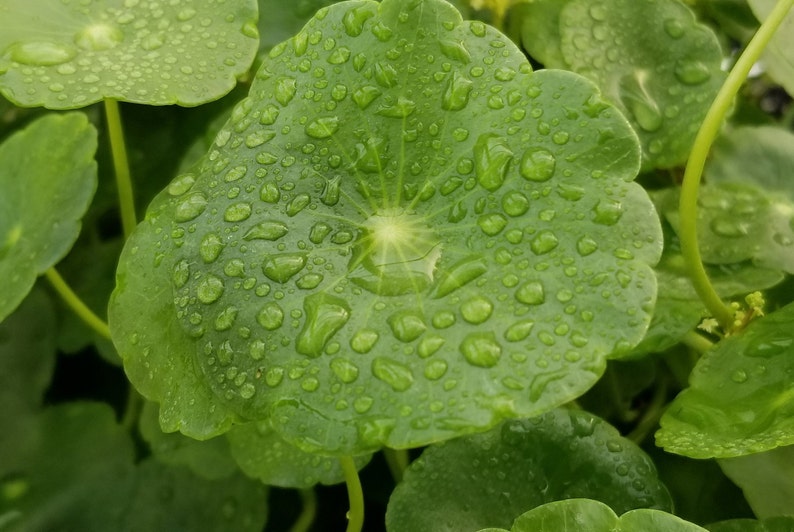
<box><xmin>708</xmin><ymin>517</ymin><xmax>794</xmax><ymax>532</ymax></box>
<box><xmin>0</xmin><ymin>112</ymin><xmax>97</xmax><ymax>322</ymax></box>
<box><xmin>385</xmin><ymin>409</ymin><xmax>672</xmax><ymax>532</ymax></box>
<box><xmin>110</xmin><ymin>0</ymin><xmax>662</xmax><ymax>454</ymax></box>
<box><xmin>0</xmin><ymin>0</ymin><xmax>259</xmax><ymax>108</ymax></box>
<box><xmin>657</xmin><ymin>301</ymin><xmax>794</xmax><ymax>458</ymax></box>
<box><xmin>719</xmin><ymin>445</ymin><xmax>794</xmax><ymax>519</ymax></box>
<box><xmin>747</xmin><ymin>0</ymin><xmax>794</xmax><ymax>97</ymax></box>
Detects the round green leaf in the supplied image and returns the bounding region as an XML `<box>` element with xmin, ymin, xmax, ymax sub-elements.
<box><xmin>657</xmin><ymin>301</ymin><xmax>794</xmax><ymax>458</ymax></box>
<box><xmin>747</xmin><ymin>0</ymin><xmax>794</xmax><ymax>97</ymax></box>
<box><xmin>515</xmin><ymin>0</ymin><xmax>569</xmax><ymax>67</ymax></box>
<box><xmin>708</xmin><ymin>517</ymin><xmax>794</xmax><ymax>532</ymax></box>
<box><xmin>227</xmin><ymin>420</ymin><xmax>372</xmax><ymax>488</ymax></box>
<box><xmin>503</xmin><ymin>499</ymin><xmax>708</xmax><ymax>532</ymax></box>
<box><xmin>719</xmin><ymin>445</ymin><xmax>794</xmax><ymax>519</ymax></box>
<box><xmin>110</xmin><ymin>0</ymin><xmax>662</xmax><ymax>454</ymax></box>
<box><xmin>0</xmin><ymin>0</ymin><xmax>259</xmax><ymax>108</ymax></box>
<box><xmin>385</xmin><ymin>409</ymin><xmax>672</xmax><ymax>532</ymax></box>
<box><xmin>0</xmin><ymin>112</ymin><xmax>97</xmax><ymax>322</ymax></box>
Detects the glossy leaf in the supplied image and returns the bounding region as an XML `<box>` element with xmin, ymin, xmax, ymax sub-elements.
<box><xmin>707</xmin><ymin>517</ymin><xmax>794</xmax><ymax>532</ymax></box>
<box><xmin>521</xmin><ymin>0</ymin><xmax>725</xmax><ymax>169</ymax></box>
<box><xmin>227</xmin><ymin>420</ymin><xmax>372</xmax><ymax>488</ymax></box>
<box><xmin>657</xmin><ymin>301</ymin><xmax>794</xmax><ymax>458</ymax></box>
<box><xmin>719</xmin><ymin>445</ymin><xmax>794</xmax><ymax>518</ymax></box>
<box><xmin>0</xmin><ymin>112</ymin><xmax>97</xmax><ymax>322</ymax></box>
<box><xmin>385</xmin><ymin>409</ymin><xmax>672</xmax><ymax>532</ymax></box>
<box><xmin>0</xmin><ymin>0</ymin><xmax>259</xmax><ymax>108</ymax></box>
<box><xmin>747</xmin><ymin>0</ymin><xmax>794</xmax><ymax>97</ymax></box>
<box><xmin>110</xmin><ymin>0</ymin><xmax>662</xmax><ymax>454</ymax></box>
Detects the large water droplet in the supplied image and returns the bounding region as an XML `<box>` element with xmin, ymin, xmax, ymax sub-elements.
<box><xmin>530</xmin><ymin>230</ymin><xmax>559</xmax><ymax>255</ymax></box>
<box><xmin>388</xmin><ymin>310</ymin><xmax>427</xmax><ymax>342</ymax></box>
<box><xmin>474</xmin><ymin>134</ymin><xmax>513</xmax><ymax>191</ymax></box>
<box><xmin>8</xmin><ymin>41</ymin><xmax>76</xmax><ymax>66</ymax></box>
<box><xmin>505</xmin><ymin>319</ymin><xmax>534</xmax><ymax>342</ymax></box>
<box><xmin>331</xmin><ymin>357</ymin><xmax>360</xmax><ymax>383</ymax></box>
<box><xmin>224</xmin><ymin>202</ymin><xmax>252</xmax><ymax>223</ymax></box>
<box><xmin>441</xmin><ymin>71</ymin><xmax>474</xmax><ymax>111</ymax></box>
<box><xmin>275</xmin><ymin>77</ymin><xmax>297</xmax><ymax>105</ymax></box>
<box><xmin>352</xmin><ymin>85</ymin><xmax>381</xmax><ymax>109</ymax></box>
<box><xmin>418</xmin><ymin>335</ymin><xmax>445</xmax><ymax>358</ymax></box>
<box><xmin>439</xmin><ymin>39</ymin><xmax>471</xmax><ymax>63</ymax></box>
<box><xmin>577</xmin><ymin>236</ymin><xmax>598</xmax><ymax>256</ymax></box>
<box><xmin>520</xmin><ymin>148</ymin><xmax>556</xmax><ymax>182</ymax></box>
<box><xmin>424</xmin><ymin>359</ymin><xmax>448</xmax><ymax>380</ymax></box>
<box><xmin>674</xmin><ymin>60</ymin><xmax>711</xmax><ymax>85</ymax></box>
<box><xmin>167</xmin><ymin>173</ymin><xmax>196</xmax><ymax>196</ymax></box>
<box><xmin>257</xmin><ymin>302</ymin><xmax>284</xmax><ymax>330</ymax></box>
<box><xmin>296</xmin><ymin>293</ymin><xmax>351</xmax><ymax>357</ymax></box>
<box><xmin>710</xmin><ymin>216</ymin><xmax>748</xmax><ymax>237</ymax></box>
<box><xmin>263</xmin><ymin>253</ymin><xmax>307</xmax><ymax>283</ymax></box>
<box><xmin>243</xmin><ymin>221</ymin><xmax>288</xmax><ymax>241</ymax></box>
<box><xmin>477</xmin><ymin>213</ymin><xmax>507</xmax><ymax>236</ymax></box>
<box><xmin>664</xmin><ymin>18</ymin><xmax>685</xmax><ymax>39</ymax></box>
<box><xmin>434</xmin><ymin>256</ymin><xmax>487</xmax><ymax>298</ymax></box>
<box><xmin>351</xmin><ymin>328</ymin><xmax>379</xmax><ymax>353</ymax></box>
<box><xmin>305</xmin><ymin>116</ymin><xmax>340</xmax><ymax>139</ymax></box>
<box><xmin>321</xmin><ymin>176</ymin><xmax>341</xmax><ymax>206</ymax></box>
<box><xmin>75</xmin><ymin>23</ymin><xmax>124</xmax><ymax>51</ymax></box>
<box><xmin>343</xmin><ymin>5</ymin><xmax>375</xmax><ymax>36</ymax></box>
<box><xmin>174</xmin><ymin>193</ymin><xmax>207</xmax><ymax>222</ymax></box>
<box><xmin>197</xmin><ymin>275</ymin><xmax>224</xmax><ymax>304</ymax></box>
<box><xmin>460</xmin><ymin>332</ymin><xmax>502</xmax><ymax>368</ymax></box>
<box><xmin>592</xmin><ymin>199</ymin><xmax>623</xmax><ymax>225</ymax></box>
<box><xmin>377</xmin><ymin>97</ymin><xmax>416</xmax><ymax>118</ymax></box>
<box><xmin>372</xmin><ymin>357</ymin><xmax>414</xmax><ymax>391</ymax></box>
<box><xmin>286</xmin><ymin>193</ymin><xmax>311</xmax><ymax>216</ymax></box>
<box><xmin>515</xmin><ymin>281</ymin><xmax>545</xmax><ymax>305</ymax></box>
<box><xmin>461</xmin><ymin>296</ymin><xmax>493</xmax><ymax>324</ymax></box>
<box><xmin>620</xmin><ymin>71</ymin><xmax>663</xmax><ymax>132</ymax></box>
<box><xmin>502</xmin><ymin>191</ymin><xmax>530</xmax><ymax>216</ymax></box>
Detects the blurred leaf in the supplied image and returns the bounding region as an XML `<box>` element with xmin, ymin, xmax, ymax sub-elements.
<box><xmin>719</xmin><ymin>445</ymin><xmax>794</xmax><ymax>518</ymax></box>
<box><xmin>747</xmin><ymin>0</ymin><xmax>794</xmax><ymax>97</ymax></box>
<box><xmin>707</xmin><ymin>516</ymin><xmax>794</xmax><ymax>532</ymax></box>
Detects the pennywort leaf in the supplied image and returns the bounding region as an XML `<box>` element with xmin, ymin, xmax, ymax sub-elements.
<box><xmin>110</xmin><ymin>0</ymin><xmax>662</xmax><ymax>455</ymax></box>
<box><xmin>718</xmin><ymin>445</ymin><xmax>794</xmax><ymax>519</ymax></box>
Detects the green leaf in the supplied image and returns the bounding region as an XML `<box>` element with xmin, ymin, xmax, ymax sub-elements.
<box><xmin>522</xmin><ymin>0</ymin><xmax>725</xmax><ymax>169</ymax></box>
<box><xmin>0</xmin><ymin>402</ymin><xmax>136</xmax><ymax>531</ymax></box>
<box><xmin>110</xmin><ymin>0</ymin><xmax>662</xmax><ymax>454</ymax></box>
<box><xmin>227</xmin><ymin>420</ymin><xmax>372</xmax><ymax>488</ymax></box>
<box><xmin>747</xmin><ymin>0</ymin><xmax>794</xmax><ymax>97</ymax></box>
<box><xmin>257</xmin><ymin>0</ymin><xmax>342</xmax><ymax>54</ymax></box>
<box><xmin>515</xmin><ymin>0</ymin><xmax>570</xmax><ymax>67</ymax></box>
<box><xmin>707</xmin><ymin>516</ymin><xmax>794</xmax><ymax>532</ymax></box>
<box><xmin>0</xmin><ymin>0</ymin><xmax>259</xmax><ymax>108</ymax></box>
<box><xmin>490</xmin><ymin>498</ymin><xmax>708</xmax><ymax>532</ymax></box>
<box><xmin>138</xmin><ymin>400</ymin><xmax>239</xmax><ymax>480</ymax></box>
<box><xmin>719</xmin><ymin>445</ymin><xmax>794</xmax><ymax>519</ymax></box>
<box><xmin>657</xmin><ymin>301</ymin><xmax>794</xmax><ymax>458</ymax></box>
<box><xmin>121</xmin><ymin>459</ymin><xmax>268</xmax><ymax>532</ymax></box>
<box><xmin>385</xmin><ymin>409</ymin><xmax>672</xmax><ymax>532</ymax></box>
<box><xmin>0</xmin><ymin>112</ymin><xmax>97</xmax><ymax>322</ymax></box>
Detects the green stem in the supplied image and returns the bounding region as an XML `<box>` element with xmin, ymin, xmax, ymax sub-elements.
<box><xmin>681</xmin><ymin>330</ymin><xmax>715</xmax><ymax>355</ymax></box>
<box><xmin>104</xmin><ymin>98</ymin><xmax>136</xmax><ymax>239</ymax></box>
<box><xmin>678</xmin><ymin>0</ymin><xmax>794</xmax><ymax>331</ymax></box>
<box><xmin>627</xmin><ymin>374</ymin><xmax>669</xmax><ymax>445</ymax></box>
<box><xmin>289</xmin><ymin>489</ymin><xmax>317</xmax><ymax>532</ymax></box>
<box><xmin>121</xmin><ymin>386</ymin><xmax>143</xmax><ymax>432</ymax></box>
<box><xmin>45</xmin><ymin>268</ymin><xmax>111</xmax><ymax>340</ymax></box>
<box><xmin>339</xmin><ymin>456</ymin><xmax>364</xmax><ymax>532</ymax></box>
<box><xmin>383</xmin><ymin>448</ymin><xmax>410</xmax><ymax>484</ymax></box>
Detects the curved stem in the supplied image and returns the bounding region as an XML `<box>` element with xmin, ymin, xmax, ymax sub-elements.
<box><xmin>44</xmin><ymin>267</ymin><xmax>111</xmax><ymax>340</ymax></box>
<box><xmin>681</xmin><ymin>330</ymin><xmax>715</xmax><ymax>355</ymax></box>
<box><xmin>121</xmin><ymin>386</ymin><xmax>143</xmax><ymax>431</ymax></box>
<box><xmin>383</xmin><ymin>448</ymin><xmax>410</xmax><ymax>484</ymax></box>
<box><xmin>104</xmin><ymin>99</ymin><xmax>136</xmax><ymax>239</ymax></box>
<box><xmin>289</xmin><ymin>489</ymin><xmax>317</xmax><ymax>532</ymax></box>
<box><xmin>678</xmin><ymin>0</ymin><xmax>794</xmax><ymax>331</ymax></box>
<box><xmin>339</xmin><ymin>456</ymin><xmax>364</xmax><ymax>532</ymax></box>
<box><xmin>627</xmin><ymin>374</ymin><xmax>669</xmax><ymax>445</ymax></box>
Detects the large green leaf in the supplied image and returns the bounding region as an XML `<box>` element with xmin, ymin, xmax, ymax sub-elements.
<box><xmin>719</xmin><ymin>445</ymin><xmax>794</xmax><ymax>519</ymax></box>
<box><xmin>657</xmin><ymin>301</ymin><xmax>794</xmax><ymax>458</ymax></box>
<box><xmin>707</xmin><ymin>517</ymin><xmax>794</xmax><ymax>532</ymax></box>
<box><xmin>482</xmin><ymin>498</ymin><xmax>708</xmax><ymax>532</ymax></box>
<box><xmin>0</xmin><ymin>0</ymin><xmax>259</xmax><ymax>108</ymax></box>
<box><xmin>747</xmin><ymin>0</ymin><xmax>794</xmax><ymax>97</ymax></box>
<box><xmin>110</xmin><ymin>0</ymin><xmax>662</xmax><ymax>454</ymax></box>
<box><xmin>385</xmin><ymin>409</ymin><xmax>672</xmax><ymax>532</ymax></box>
<box><xmin>0</xmin><ymin>112</ymin><xmax>97</xmax><ymax>322</ymax></box>
<box><xmin>520</xmin><ymin>0</ymin><xmax>725</xmax><ymax>169</ymax></box>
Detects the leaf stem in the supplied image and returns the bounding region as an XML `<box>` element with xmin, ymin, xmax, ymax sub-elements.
<box><xmin>289</xmin><ymin>489</ymin><xmax>317</xmax><ymax>532</ymax></box>
<box><xmin>627</xmin><ymin>373</ymin><xmax>669</xmax><ymax>445</ymax></box>
<box><xmin>104</xmin><ymin>98</ymin><xmax>137</xmax><ymax>238</ymax></box>
<box><xmin>339</xmin><ymin>456</ymin><xmax>364</xmax><ymax>532</ymax></box>
<box><xmin>121</xmin><ymin>386</ymin><xmax>143</xmax><ymax>432</ymax></box>
<box><xmin>681</xmin><ymin>330</ymin><xmax>715</xmax><ymax>355</ymax></box>
<box><xmin>383</xmin><ymin>448</ymin><xmax>410</xmax><ymax>484</ymax></box>
<box><xmin>44</xmin><ymin>267</ymin><xmax>111</xmax><ymax>340</ymax></box>
<box><xmin>678</xmin><ymin>0</ymin><xmax>794</xmax><ymax>331</ymax></box>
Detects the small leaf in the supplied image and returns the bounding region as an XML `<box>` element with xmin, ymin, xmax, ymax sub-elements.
<box><xmin>747</xmin><ymin>0</ymin><xmax>794</xmax><ymax>97</ymax></box>
<box><xmin>657</xmin><ymin>301</ymin><xmax>794</xmax><ymax>458</ymax></box>
<box><xmin>0</xmin><ymin>112</ymin><xmax>97</xmax><ymax>322</ymax></box>
<box><xmin>0</xmin><ymin>0</ymin><xmax>259</xmax><ymax>108</ymax></box>
<box><xmin>385</xmin><ymin>409</ymin><xmax>672</xmax><ymax>532</ymax></box>
<box><xmin>719</xmin><ymin>445</ymin><xmax>794</xmax><ymax>519</ymax></box>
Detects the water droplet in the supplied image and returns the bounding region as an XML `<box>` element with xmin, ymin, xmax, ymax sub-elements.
<box><xmin>309</xmin><ymin>222</ymin><xmax>332</xmax><ymax>244</ymax></box>
<box><xmin>200</xmin><ymin>233</ymin><xmax>224</xmax><ymax>263</ymax></box>
<box><xmin>674</xmin><ymin>60</ymin><xmax>711</xmax><ymax>85</ymax></box>
<box><xmin>266</xmin><ymin>367</ymin><xmax>284</xmax><ymax>387</ymax></box>
<box><xmin>474</xmin><ymin>134</ymin><xmax>513</xmax><ymax>191</ymax></box>
<box><xmin>296</xmin><ymin>273</ymin><xmax>323</xmax><ymax>290</ymax></box>
<box><xmin>224</xmin><ymin>202</ymin><xmax>252</xmax><ymax>222</ymax></box>
<box><xmin>197</xmin><ymin>275</ymin><xmax>224</xmax><ymax>304</ymax></box>
<box><xmin>257</xmin><ymin>302</ymin><xmax>284</xmax><ymax>330</ymax></box>
<box><xmin>372</xmin><ymin>357</ymin><xmax>414</xmax><ymax>391</ymax></box>
<box><xmin>620</xmin><ymin>71</ymin><xmax>663</xmax><ymax>132</ymax></box>
<box><xmin>239</xmin><ymin>383</ymin><xmax>256</xmax><ymax>399</ymax></box>
<box><xmin>504</xmin><ymin>319</ymin><xmax>534</xmax><ymax>342</ymax></box>
<box><xmin>328</xmin><ymin>46</ymin><xmax>351</xmax><ymax>64</ymax></box>
<box><xmin>424</xmin><ymin>359</ymin><xmax>448</xmax><ymax>380</ymax></box>
<box><xmin>263</xmin><ymin>253</ymin><xmax>307</xmax><ymax>283</ymax></box>
<box><xmin>223</xmin><ymin>259</ymin><xmax>245</xmax><ymax>278</ymax></box>
<box><xmin>343</xmin><ymin>5</ymin><xmax>374</xmax><ymax>36</ymax></box>
<box><xmin>321</xmin><ymin>176</ymin><xmax>341</xmax><ymax>206</ymax></box>
<box><xmin>460</xmin><ymin>332</ymin><xmax>502</xmax><ymax>368</ymax></box>
<box><xmin>167</xmin><ymin>173</ymin><xmax>196</xmax><ymax>196</ymax></box>
<box><xmin>275</xmin><ymin>77</ymin><xmax>297</xmax><ymax>105</ymax></box>
<box><xmin>75</xmin><ymin>23</ymin><xmax>124</xmax><ymax>51</ymax></box>
<box><xmin>731</xmin><ymin>369</ymin><xmax>748</xmax><ymax>383</ymax></box>
<box><xmin>417</xmin><ymin>335</ymin><xmax>445</xmax><ymax>358</ymax></box>
<box><xmin>589</xmin><ymin>4</ymin><xmax>607</xmax><ymax>20</ymax></box>
<box><xmin>710</xmin><ymin>216</ymin><xmax>748</xmax><ymax>237</ymax></box>
<box><xmin>515</xmin><ymin>281</ymin><xmax>545</xmax><ymax>305</ymax></box>
<box><xmin>520</xmin><ymin>148</ymin><xmax>556</xmax><ymax>182</ymax></box>
<box><xmin>243</xmin><ymin>221</ymin><xmax>288</xmax><ymax>241</ymax></box>
<box><xmin>8</xmin><ymin>41</ymin><xmax>76</xmax><ymax>66</ymax></box>
<box><xmin>664</xmin><ymin>18</ymin><xmax>685</xmax><ymax>39</ymax></box>
<box><xmin>374</xmin><ymin>61</ymin><xmax>398</xmax><ymax>87</ymax></box>
<box><xmin>432</xmin><ymin>310</ymin><xmax>456</xmax><ymax>329</ymax></box>
<box><xmin>552</xmin><ymin>131</ymin><xmax>570</xmax><ymax>145</ymax></box>
<box><xmin>502</xmin><ymin>191</ymin><xmax>529</xmax><ymax>217</ymax></box>
<box><xmin>530</xmin><ymin>230</ymin><xmax>559</xmax><ymax>255</ymax></box>
<box><xmin>388</xmin><ymin>311</ymin><xmax>427</xmax><ymax>342</ymax></box>
<box><xmin>351</xmin><ymin>329</ymin><xmax>379</xmax><ymax>353</ymax></box>
<box><xmin>174</xmin><ymin>193</ymin><xmax>207</xmax><ymax>222</ymax></box>
<box><xmin>331</xmin><ymin>357</ymin><xmax>360</xmax><ymax>383</ymax></box>
<box><xmin>286</xmin><ymin>193</ymin><xmax>311</xmax><ymax>216</ymax></box>
<box><xmin>477</xmin><ymin>213</ymin><xmax>507</xmax><ymax>236</ymax></box>
<box><xmin>172</xmin><ymin>260</ymin><xmax>190</xmax><ymax>288</ymax></box>
<box><xmin>439</xmin><ymin>39</ymin><xmax>471</xmax><ymax>63</ymax></box>
<box><xmin>353</xmin><ymin>395</ymin><xmax>374</xmax><ymax>413</ymax></box>
<box><xmin>259</xmin><ymin>181</ymin><xmax>280</xmax><ymax>203</ymax></box>
<box><xmin>305</xmin><ymin>116</ymin><xmax>339</xmax><ymax>138</ymax></box>
<box><xmin>592</xmin><ymin>199</ymin><xmax>623</xmax><ymax>225</ymax></box>
<box><xmin>576</xmin><ymin>236</ymin><xmax>598</xmax><ymax>256</ymax></box>
<box><xmin>377</xmin><ymin>97</ymin><xmax>416</xmax><ymax>118</ymax></box>
<box><xmin>215</xmin><ymin>306</ymin><xmax>238</xmax><ymax>331</ymax></box>
<box><xmin>352</xmin><ymin>85</ymin><xmax>381</xmax><ymax>109</ymax></box>
<box><xmin>441</xmin><ymin>71</ymin><xmax>474</xmax><ymax>111</ymax></box>
<box><xmin>434</xmin><ymin>256</ymin><xmax>487</xmax><ymax>298</ymax></box>
<box><xmin>296</xmin><ymin>293</ymin><xmax>351</xmax><ymax>357</ymax></box>
<box><xmin>461</xmin><ymin>296</ymin><xmax>493</xmax><ymax>324</ymax></box>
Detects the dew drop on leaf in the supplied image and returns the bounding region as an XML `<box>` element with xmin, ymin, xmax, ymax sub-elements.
<box><xmin>460</xmin><ymin>332</ymin><xmax>502</xmax><ymax>368</ymax></box>
<box><xmin>520</xmin><ymin>148</ymin><xmax>556</xmax><ymax>182</ymax></box>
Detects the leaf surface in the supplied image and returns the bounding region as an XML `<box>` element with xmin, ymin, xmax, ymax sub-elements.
<box><xmin>385</xmin><ymin>409</ymin><xmax>672</xmax><ymax>532</ymax></box>
<box><xmin>0</xmin><ymin>112</ymin><xmax>97</xmax><ymax>322</ymax></box>
<box><xmin>707</xmin><ymin>517</ymin><xmax>794</xmax><ymax>532</ymax></box>
<box><xmin>110</xmin><ymin>0</ymin><xmax>662</xmax><ymax>454</ymax></box>
<box><xmin>719</xmin><ymin>445</ymin><xmax>794</xmax><ymax>519</ymax></box>
<box><xmin>747</xmin><ymin>0</ymin><xmax>794</xmax><ymax>97</ymax></box>
<box><xmin>0</xmin><ymin>0</ymin><xmax>259</xmax><ymax>108</ymax></box>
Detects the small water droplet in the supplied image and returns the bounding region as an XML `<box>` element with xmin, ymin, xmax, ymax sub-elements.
<box><xmin>352</xmin><ymin>85</ymin><xmax>381</xmax><ymax>109</ymax></box>
<box><xmin>474</xmin><ymin>134</ymin><xmax>513</xmax><ymax>191</ymax></box>
<box><xmin>266</xmin><ymin>367</ymin><xmax>284</xmax><ymax>387</ymax></box>
<box><xmin>309</xmin><ymin>222</ymin><xmax>332</xmax><ymax>244</ymax></box>
<box><xmin>592</xmin><ymin>199</ymin><xmax>623</xmax><ymax>225</ymax></box>
<box><xmin>576</xmin><ymin>236</ymin><xmax>599</xmax><ymax>256</ymax></box>
<box><xmin>620</xmin><ymin>71</ymin><xmax>663</xmax><ymax>132</ymax></box>
<box><xmin>224</xmin><ymin>202</ymin><xmax>252</xmax><ymax>222</ymax></box>
<box><xmin>243</xmin><ymin>221</ymin><xmax>288</xmax><ymax>241</ymax></box>
<box><xmin>305</xmin><ymin>116</ymin><xmax>340</xmax><ymax>138</ymax></box>
<box><xmin>460</xmin><ymin>332</ymin><xmax>502</xmax><ymax>368</ymax></box>
<box><xmin>434</xmin><ymin>256</ymin><xmax>487</xmax><ymax>298</ymax></box>
<box><xmin>460</xmin><ymin>296</ymin><xmax>494</xmax><ymax>325</ymax></box>
<box><xmin>439</xmin><ymin>39</ymin><xmax>471</xmax><ymax>63</ymax></box>
<box><xmin>502</xmin><ymin>191</ymin><xmax>529</xmax><ymax>217</ymax></box>
<box><xmin>731</xmin><ymin>369</ymin><xmax>748</xmax><ymax>383</ymax></box>
<box><xmin>321</xmin><ymin>176</ymin><xmax>341</xmax><ymax>206</ymax></box>
<box><xmin>477</xmin><ymin>213</ymin><xmax>507</xmax><ymax>236</ymax></box>
<box><xmin>275</xmin><ymin>77</ymin><xmax>297</xmax><ymax>105</ymax></box>
<box><xmin>263</xmin><ymin>253</ymin><xmax>307</xmax><ymax>283</ymax></box>
<box><xmin>296</xmin><ymin>293</ymin><xmax>351</xmax><ymax>357</ymax></box>
<box><xmin>353</xmin><ymin>395</ymin><xmax>374</xmax><ymax>413</ymax></box>
<box><xmin>520</xmin><ymin>148</ymin><xmax>556</xmax><ymax>182</ymax></box>
<box><xmin>372</xmin><ymin>357</ymin><xmax>414</xmax><ymax>391</ymax></box>
<box><xmin>257</xmin><ymin>302</ymin><xmax>284</xmax><ymax>330</ymax></box>
<box><xmin>664</xmin><ymin>18</ymin><xmax>685</xmax><ymax>39</ymax></box>
<box><xmin>167</xmin><ymin>173</ymin><xmax>196</xmax><ymax>196</ymax></box>
<box><xmin>710</xmin><ymin>216</ymin><xmax>748</xmax><ymax>237</ymax></box>
<box><xmin>417</xmin><ymin>335</ymin><xmax>445</xmax><ymax>358</ymax></box>
<box><xmin>423</xmin><ymin>359</ymin><xmax>448</xmax><ymax>380</ymax></box>
<box><xmin>388</xmin><ymin>311</ymin><xmax>427</xmax><ymax>342</ymax></box>
<box><xmin>432</xmin><ymin>310</ymin><xmax>456</xmax><ymax>329</ymax></box>
<box><xmin>441</xmin><ymin>71</ymin><xmax>473</xmax><ymax>111</ymax></box>
<box><xmin>174</xmin><ymin>193</ymin><xmax>207</xmax><ymax>222</ymax></box>
<box><xmin>515</xmin><ymin>281</ymin><xmax>545</xmax><ymax>305</ymax></box>
<box><xmin>8</xmin><ymin>41</ymin><xmax>76</xmax><ymax>66</ymax></box>
<box><xmin>351</xmin><ymin>328</ymin><xmax>379</xmax><ymax>353</ymax></box>
<box><xmin>674</xmin><ymin>60</ymin><xmax>711</xmax><ymax>85</ymax></box>
<box><xmin>197</xmin><ymin>275</ymin><xmax>224</xmax><ymax>304</ymax></box>
<box><xmin>172</xmin><ymin>260</ymin><xmax>190</xmax><ymax>288</ymax></box>
<box><xmin>504</xmin><ymin>319</ymin><xmax>534</xmax><ymax>342</ymax></box>
<box><xmin>530</xmin><ymin>230</ymin><xmax>559</xmax><ymax>255</ymax></box>
<box><xmin>331</xmin><ymin>357</ymin><xmax>360</xmax><ymax>383</ymax></box>
<box><xmin>215</xmin><ymin>306</ymin><xmax>238</xmax><ymax>331</ymax></box>
<box><xmin>286</xmin><ymin>193</ymin><xmax>311</xmax><ymax>216</ymax></box>
<box><xmin>75</xmin><ymin>23</ymin><xmax>124</xmax><ymax>51</ymax></box>
<box><xmin>199</xmin><ymin>233</ymin><xmax>224</xmax><ymax>263</ymax></box>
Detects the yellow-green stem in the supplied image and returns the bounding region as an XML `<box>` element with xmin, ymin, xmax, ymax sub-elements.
<box><xmin>45</xmin><ymin>268</ymin><xmax>111</xmax><ymax>340</ymax></box>
<box><xmin>289</xmin><ymin>489</ymin><xmax>317</xmax><ymax>532</ymax></box>
<box><xmin>678</xmin><ymin>0</ymin><xmax>794</xmax><ymax>330</ymax></box>
<box><xmin>104</xmin><ymin>98</ymin><xmax>137</xmax><ymax>238</ymax></box>
<box><xmin>340</xmin><ymin>456</ymin><xmax>364</xmax><ymax>532</ymax></box>
<box><xmin>681</xmin><ymin>330</ymin><xmax>715</xmax><ymax>354</ymax></box>
<box><xmin>383</xmin><ymin>448</ymin><xmax>410</xmax><ymax>484</ymax></box>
